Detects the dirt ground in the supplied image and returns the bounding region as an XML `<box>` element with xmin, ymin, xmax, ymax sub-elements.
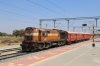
<box><xmin>0</xmin><ymin>36</ymin><xmax>23</xmax><ymax>47</ymax></box>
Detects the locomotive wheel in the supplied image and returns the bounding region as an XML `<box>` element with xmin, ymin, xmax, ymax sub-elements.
<box><xmin>38</xmin><ymin>44</ymin><xmax>44</xmax><ymax>50</ymax></box>
<box><xmin>26</xmin><ymin>48</ymin><xmax>31</xmax><ymax>52</ymax></box>
<box><xmin>45</xmin><ymin>43</ymin><xmax>50</xmax><ymax>49</ymax></box>
<box><xmin>22</xmin><ymin>46</ymin><xmax>29</xmax><ymax>52</ymax></box>
<box><xmin>58</xmin><ymin>42</ymin><xmax>62</xmax><ymax>46</ymax></box>
<box><xmin>33</xmin><ymin>47</ymin><xmax>38</xmax><ymax>51</ymax></box>
<box><xmin>61</xmin><ymin>41</ymin><xmax>65</xmax><ymax>45</ymax></box>
<box><xmin>68</xmin><ymin>42</ymin><xmax>71</xmax><ymax>45</ymax></box>
<box><xmin>22</xmin><ymin>46</ymin><xmax>26</xmax><ymax>52</ymax></box>
<box><xmin>31</xmin><ymin>49</ymin><xmax>34</xmax><ymax>52</ymax></box>
<box><xmin>30</xmin><ymin>47</ymin><xmax>34</xmax><ymax>52</ymax></box>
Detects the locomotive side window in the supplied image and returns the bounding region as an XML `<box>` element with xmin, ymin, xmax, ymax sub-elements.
<box><xmin>42</xmin><ymin>33</ymin><xmax>45</xmax><ymax>36</ymax></box>
<box><xmin>47</xmin><ymin>31</ymin><xmax>50</xmax><ymax>34</ymax></box>
<box><xmin>43</xmin><ymin>32</ymin><xmax>48</xmax><ymax>37</ymax></box>
<box><xmin>25</xmin><ymin>36</ymin><xmax>32</xmax><ymax>41</ymax></box>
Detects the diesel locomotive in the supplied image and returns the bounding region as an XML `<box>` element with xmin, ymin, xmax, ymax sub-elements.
<box><xmin>20</xmin><ymin>27</ymin><xmax>91</xmax><ymax>52</ymax></box>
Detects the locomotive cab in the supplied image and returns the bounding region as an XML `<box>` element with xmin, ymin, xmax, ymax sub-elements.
<box><xmin>20</xmin><ymin>27</ymin><xmax>38</xmax><ymax>51</ymax></box>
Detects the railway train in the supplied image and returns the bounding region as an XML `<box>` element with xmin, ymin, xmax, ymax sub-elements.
<box><xmin>20</xmin><ymin>27</ymin><xmax>91</xmax><ymax>52</ymax></box>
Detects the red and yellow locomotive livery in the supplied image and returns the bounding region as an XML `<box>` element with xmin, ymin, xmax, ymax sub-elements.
<box><xmin>20</xmin><ymin>27</ymin><xmax>91</xmax><ymax>52</ymax></box>
<box><xmin>20</xmin><ymin>27</ymin><xmax>67</xmax><ymax>51</ymax></box>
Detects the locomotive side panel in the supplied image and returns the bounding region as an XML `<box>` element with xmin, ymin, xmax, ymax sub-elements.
<box><xmin>40</xmin><ymin>30</ymin><xmax>60</xmax><ymax>42</ymax></box>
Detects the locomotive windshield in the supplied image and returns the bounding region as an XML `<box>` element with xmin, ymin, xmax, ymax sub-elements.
<box><xmin>25</xmin><ymin>36</ymin><xmax>32</xmax><ymax>41</ymax></box>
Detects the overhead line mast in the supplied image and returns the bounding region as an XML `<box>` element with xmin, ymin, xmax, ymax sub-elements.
<box><xmin>40</xmin><ymin>16</ymin><xmax>100</xmax><ymax>29</ymax></box>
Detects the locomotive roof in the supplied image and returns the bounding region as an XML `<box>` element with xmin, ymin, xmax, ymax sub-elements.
<box><xmin>26</xmin><ymin>27</ymin><xmax>91</xmax><ymax>34</ymax></box>
<box><xmin>39</xmin><ymin>28</ymin><xmax>63</xmax><ymax>31</ymax></box>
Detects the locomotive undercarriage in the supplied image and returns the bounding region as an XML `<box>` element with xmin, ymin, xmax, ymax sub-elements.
<box><xmin>20</xmin><ymin>40</ymin><xmax>67</xmax><ymax>52</ymax></box>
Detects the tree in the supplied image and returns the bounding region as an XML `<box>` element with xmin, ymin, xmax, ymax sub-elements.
<box><xmin>13</xmin><ymin>30</ymin><xmax>20</xmax><ymax>38</ymax></box>
<box><xmin>0</xmin><ymin>32</ymin><xmax>2</xmax><ymax>36</ymax></box>
<box><xmin>19</xmin><ymin>29</ymin><xmax>25</xmax><ymax>37</ymax></box>
<box><xmin>13</xmin><ymin>29</ymin><xmax>25</xmax><ymax>38</ymax></box>
<box><xmin>0</xmin><ymin>32</ymin><xmax>8</xmax><ymax>36</ymax></box>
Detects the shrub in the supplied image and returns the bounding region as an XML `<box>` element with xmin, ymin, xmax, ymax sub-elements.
<box><xmin>13</xmin><ymin>40</ymin><xmax>19</xmax><ymax>43</ymax></box>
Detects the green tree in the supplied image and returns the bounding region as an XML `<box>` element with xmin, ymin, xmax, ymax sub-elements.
<box><xmin>19</xmin><ymin>29</ymin><xmax>25</xmax><ymax>37</ymax></box>
<box><xmin>13</xmin><ymin>30</ymin><xmax>20</xmax><ymax>38</ymax></box>
<box><xmin>13</xmin><ymin>29</ymin><xmax>25</xmax><ymax>38</ymax></box>
<box><xmin>0</xmin><ymin>32</ymin><xmax>2</xmax><ymax>36</ymax></box>
<box><xmin>0</xmin><ymin>32</ymin><xmax>8</xmax><ymax>36</ymax></box>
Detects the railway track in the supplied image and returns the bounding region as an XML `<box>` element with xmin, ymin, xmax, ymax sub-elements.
<box><xmin>0</xmin><ymin>47</ymin><xmax>21</xmax><ymax>53</ymax></box>
<box><xmin>0</xmin><ymin>47</ymin><xmax>25</xmax><ymax>61</ymax></box>
<box><xmin>0</xmin><ymin>45</ymin><xmax>66</xmax><ymax>62</ymax></box>
<box><xmin>0</xmin><ymin>52</ymin><xmax>27</xmax><ymax>60</ymax></box>
<box><xmin>0</xmin><ymin>47</ymin><xmax>21</xmax><ymax>56</ymax></box>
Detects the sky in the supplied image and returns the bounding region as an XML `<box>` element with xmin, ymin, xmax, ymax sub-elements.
<box><xmin>0</xmin><ymin>0</ymin><xmax>100</xmax><ymax>34</ymax></box>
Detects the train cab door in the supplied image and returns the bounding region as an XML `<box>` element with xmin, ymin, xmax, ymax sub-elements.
<box><xmin>41</xmin><ymin>31</ymin><xmax>48</xmax><ymax>42</ymax></box>
<box><xmin>38</xmin><ymin>30</ymin><xmax>41</xmax><ymax>41</ymax></box>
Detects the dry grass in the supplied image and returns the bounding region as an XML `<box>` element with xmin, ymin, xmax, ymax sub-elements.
<box><xmin>0</xmin><ymin>36</ymin><xmax>23</xmax><ymax>47</ymax></box>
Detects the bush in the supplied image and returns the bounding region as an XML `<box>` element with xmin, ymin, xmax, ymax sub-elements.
<box><xmin>13</xmin><ymin>40</ymin><xmax>19</xmax><ymax>43</ymax></box>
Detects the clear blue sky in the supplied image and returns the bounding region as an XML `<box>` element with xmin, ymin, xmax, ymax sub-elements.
<box><xmin>0</xmin><ymin>0</ymin><xmax>100</xmax><ymax>34</ymax></box>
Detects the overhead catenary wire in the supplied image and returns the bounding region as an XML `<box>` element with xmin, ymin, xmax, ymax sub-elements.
<box><xmin>27</xmin><ymin>0</ymin><xmax>77</xmax><ymax>29</ymax></box>
<box><xmin>0</xmin><ymin>11</ymin><xmax>54</xmax><ymax>27</ymax></box>
<box><xmin>0</xmin><ymin>1</ymin><xmax>51</xmax><ymax>18</ymax></box>
<box><xmin>27</xmin><ymin>0</ymin><xmax>67</xmax><ymax>17</ymax></box>
<box><xmin>0</xmin><ymin>1</ymin><xmax>55</xmax><ymax>27</ymax></box>
<box><xmin>46</xmin><ymin>0</ymin><xmax>77</xmax><ymax>17</ymax></box>
<box><xmin>0</xmin><ymin>17</ymin><xmax>54</xmax><ymax>27</ymax></box>
<box><xmin>0</xmin><ymin>10</ymin><xmax>38</xmax><ymax>20</ymax></box>
<box><xmin>0</xmin><ymin>1</ymin><xmax>67</xmax><ymax>27</ymax></box>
